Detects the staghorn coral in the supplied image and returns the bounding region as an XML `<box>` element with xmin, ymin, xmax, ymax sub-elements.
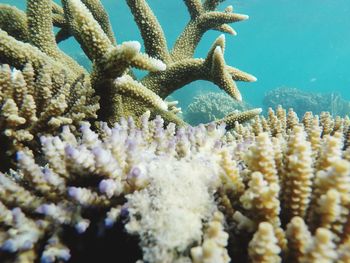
<box><xmin>1</xmin><ymin>1</ymin><xmax>349</xmax><ymax>262</ymax></box>
<box><xmin>0</xmin><ymin>108</ymin><xmax>350</xmax><ymax>262</ymax></box>
<box><xmin>0</xmin><ymin>0</ymin><xmax>259</xmax><ymax>129</ymax></box>
<box><xmin>184</xmin><ymin>91</ymin><xmax>254</xmax><ymax>125</ymax></box>
<box><xmin>0</xmin><ymin>63</ymin><xmax>98</xmax><ymax>170</ymax></box>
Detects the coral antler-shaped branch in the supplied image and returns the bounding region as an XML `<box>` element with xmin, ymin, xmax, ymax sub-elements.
<box><xmin>127</xmin><ymin>0</ymin><xmax>255</xmax><ymax>100</ymax></box>
<box><xmin>0</xmin><ymin>1</ymin><xmax>85</xmax><ymax>82</ymax></box>
<box><xmin>1</xmin><ymin>0</ymin><xmax>259</xmax><ymax>129</ymax></box>
<box><xmin>125</xmin><ymin>0</ymin><xmax>171</xmax><ymax>63</ymax></box>
<box><xmin>60</xmin><ymin>0</ymin><xmax>176</xmax><ymax>124</ymax></box>
<box><xmin>141</xmin><ymin>35</ymin><xmax>256</xmax><ymax>101</ymax></box>
<box><xmin>61</xmin><ymin>0</ymin><xmax>113</xmax><ymax>61</ymax></box>
<box><xmin>27</xmin><ymin>0</ymin><xmax>83</xmax><ymax>74</ymax></box>
<box><xmin>56</xmin><ymin>0</ymin><xmax>116</xmax><ymax>45</ymax></box>
<box><xmin>173</xmin><ymin>0</ymin><xmax>248</xmax><ymax>60</ymax></box>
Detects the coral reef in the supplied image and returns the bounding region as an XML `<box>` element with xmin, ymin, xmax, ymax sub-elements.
<box><xmin>0</xmin><ymin>0</ymin><xmax>263</xmax><ymax>171</ymax></box>
<box><xmin>184</xmin><ymin>91</ymin><xmax>252</xmax><ymax>125</ymax></box>
<box><xmin>263</xmin><ymin>87</ymin><xmax>350</xmax><ymax>117</ymax></box>
<box><xmin>0</xmin><ymin>1</ymin><xmax>349</xmax><ymax>262</ymax></box>
<box><xmin>0</xmin><ymin>108</ymin><xmax>350</xmax><ymax>262</ymax></box>
<box><xmin>0</xmin><ymin>0</ymin><xmax>259</xmax><ymax>128</ymax></box>
<box><xmin>0</xmin><ymin>63</ymin><xmax>98</xmax><ymax>170</ymax></box>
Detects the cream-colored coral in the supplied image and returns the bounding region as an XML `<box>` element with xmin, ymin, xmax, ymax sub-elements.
<box><xmin>286</xmin><ymin>216</ymin><xmax>313</xmax><ymax>262</ymax></box>
<box><xmin>1</xmin><ymin>0</ymin><xmax>260</xmax><ymax>130</ymax></box>
<box><xmin>0</xmin><ymin>113</ymin><xmax>230</xmax><ymax>262</ymax></box>
<box><xmin>0</xmin><ymin>63</ymin><xmax>98</xmax><ymax>159</ymax></box>
<box><xmin>245</xmin><ymin>132</ymin><xmax>279</xmax><ymax>185</ymax></box>
<box><xmin>218</xmin><ymin>107</ymin><xmax>350</xmax><ymax>261</ymax></box>
<box><xmin>300</xmin><ymin>228</ymin><xmax>337</xmax><ymax>263</ymax></box>
<box><xmin>310</xmin><ymin>159</ymin><xmax>350</xmax><ymax>240</ymax></box>
<box><xmin>1</xmin><ymin>107</ymin><xmax>350</xmax><ymax>262</ymax></box>
<box><xmin>239</xmin><ymin>172</ymin><xmax>286</xmax><ymax>249</ymax></box>
<box><xmin>191</xmin><ymin>212</ymin><xmax>230</xmax><ymax>263</ymax></box>
<box><xmin>248</xmin><ymin>222</ymin><xmax>281</xmax><ymax>263</ymax></box>
<box><xmin>281</xmin><ymin>125</ymin><xmax>314</xmax><ymax>221</ymax></box>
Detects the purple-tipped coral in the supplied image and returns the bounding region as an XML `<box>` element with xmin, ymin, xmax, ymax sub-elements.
<box><xmin>0</xmin><ymin>1</ymin><xmax>350</xmax><ymax>262</ymax></box>
<box><xmin>0</xmin><ymin>109</ymin><xmax>350</xmax><ymax>262</ymax></box>
<box><xmin>0</xmin><ymin>112</ymin><xmax>230</xmax><ymax>262</ymax></box>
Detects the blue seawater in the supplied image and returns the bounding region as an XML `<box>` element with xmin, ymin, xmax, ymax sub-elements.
<box><xmin>2</xmin><ymin>0</ymin><xmax>350</xmax><ymax>114</ymax></box>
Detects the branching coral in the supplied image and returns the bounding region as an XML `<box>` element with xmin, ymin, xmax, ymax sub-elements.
<box><xmin>1</xmin><ymin>1</ymin><xmax>349</xmax><ymax>262</ymax></box>
<box><xmin>0</xmin><ymin>0</ymin><xmax>263</xmax><ymax>175</ymax></box>
<box><xmin>0</xmin><ymin>0</ymin><xmax>259</xmax><ymax>129</ymax></box>
<box><xmin>0</xmin><ymin>108</ymin><xmax>350</xmax><ymax>262</ymax></box>
<box><xmin>0</xmin><ymin>112</ymin><xmax>227</xmax><ymax>262</ymax></box>
<box><xmin>218</xmin><ymin>107</ymin><xmax>350</xmax><ymax>261</ymax></box>
<box><xmin>0</xmin><ymin>63</ymin><xmax>98</xmax><ymax>170</ymax></box>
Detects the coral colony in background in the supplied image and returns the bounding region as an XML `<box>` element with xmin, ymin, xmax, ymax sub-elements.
<box><xmin>184</xmin><ymin>92</ymin><xmax>251</xmax><ymax>125</ymax></box>
<box><xmin>0</xmin><ymin>0</ymin><xmax>349</xmax><ymax>263</ymax></box>
<box><xmin>264</xmin><ymin>87</ymin><xmax>350</xmax><ymax>118</ymax></box>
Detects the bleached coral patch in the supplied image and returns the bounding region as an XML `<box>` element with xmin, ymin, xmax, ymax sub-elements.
<box><xmin>125</xmin><ymin>153</ymin><xmax>221</xmax><ymax>262</ymax></box>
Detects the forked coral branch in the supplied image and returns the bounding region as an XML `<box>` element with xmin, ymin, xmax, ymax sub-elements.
<box><xmin>0</xmin><ymin>0</ymin><xmax>260</xmax><ymax>128</ymax></box>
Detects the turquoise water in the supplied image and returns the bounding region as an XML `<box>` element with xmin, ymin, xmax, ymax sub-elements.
<box><xmin>2</xmin><ymin>0</ymin><xmax>350</xmax><ymax>112</ymax></box>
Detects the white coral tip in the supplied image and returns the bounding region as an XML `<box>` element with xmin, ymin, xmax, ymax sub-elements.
<box><xmin>225</xmin><ymin>5</ymin><xmax>233</xmax><ymax>13</ymax></box>
<box><xmin>218</xmin><ymin>34</ymin><xmax>225</xmax><ymax>41</ymax></box>
<box><xmin>124</xmin><ymin>41</ymin><xmax>141</xmax><ymax>53</ymax></box>
<box><xmin>114</xmin><ymin>75</ymin><xmax>129</xmax><ymax>85</ymax></box>
<box><xmin>153</xmin><ymin>59</ymin><xmax>166</xmax><ymax>71</ymax></box>
<box><xmin>75</xmin><ymin>220</ymin><xmax>90</xmax><ymax>234</ymax></box>
<box><xmin>214</xmin><ymin>46</ymin><xmax>223</xmax><ymax>56</ymax></box>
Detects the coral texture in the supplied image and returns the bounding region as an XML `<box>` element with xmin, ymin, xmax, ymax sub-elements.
<box><xmin>0</xmin><ymin>63</ymin><xmax>98</xmax><ymax>170</ymax></box>
<box><xmin>0</xmin><ymin>1</ymin><xmax>349</xmax><ymax>263</ymax></box>
<box><xmin>0</xmin><ymin>108</ymin><xmax>350</xmax><ymax>262</ymax></box>
<box><xmin>0</xmin><ymin>0</ymin><xmax>259</xmax><ymax>129</ymax></box>
<box><xmin>184</xmin><ymin>91</ymin><xmax>252</xmax><ymax>125</ymax></box>
<box><xmin>0</xmin><ymin>0</ymin><xmax>263</xmax><ymax>175</ymax></box>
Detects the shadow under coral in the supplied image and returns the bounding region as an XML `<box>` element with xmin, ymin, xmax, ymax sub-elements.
<box><xmin>0</xmin><ymin>208</ymin><xmax>142</xmax><ymax>263</ymax></box>
<box><xmin>62</xmin><ymin>219</ymin><xmax>142</xmax><ymax>263</ymax></box>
